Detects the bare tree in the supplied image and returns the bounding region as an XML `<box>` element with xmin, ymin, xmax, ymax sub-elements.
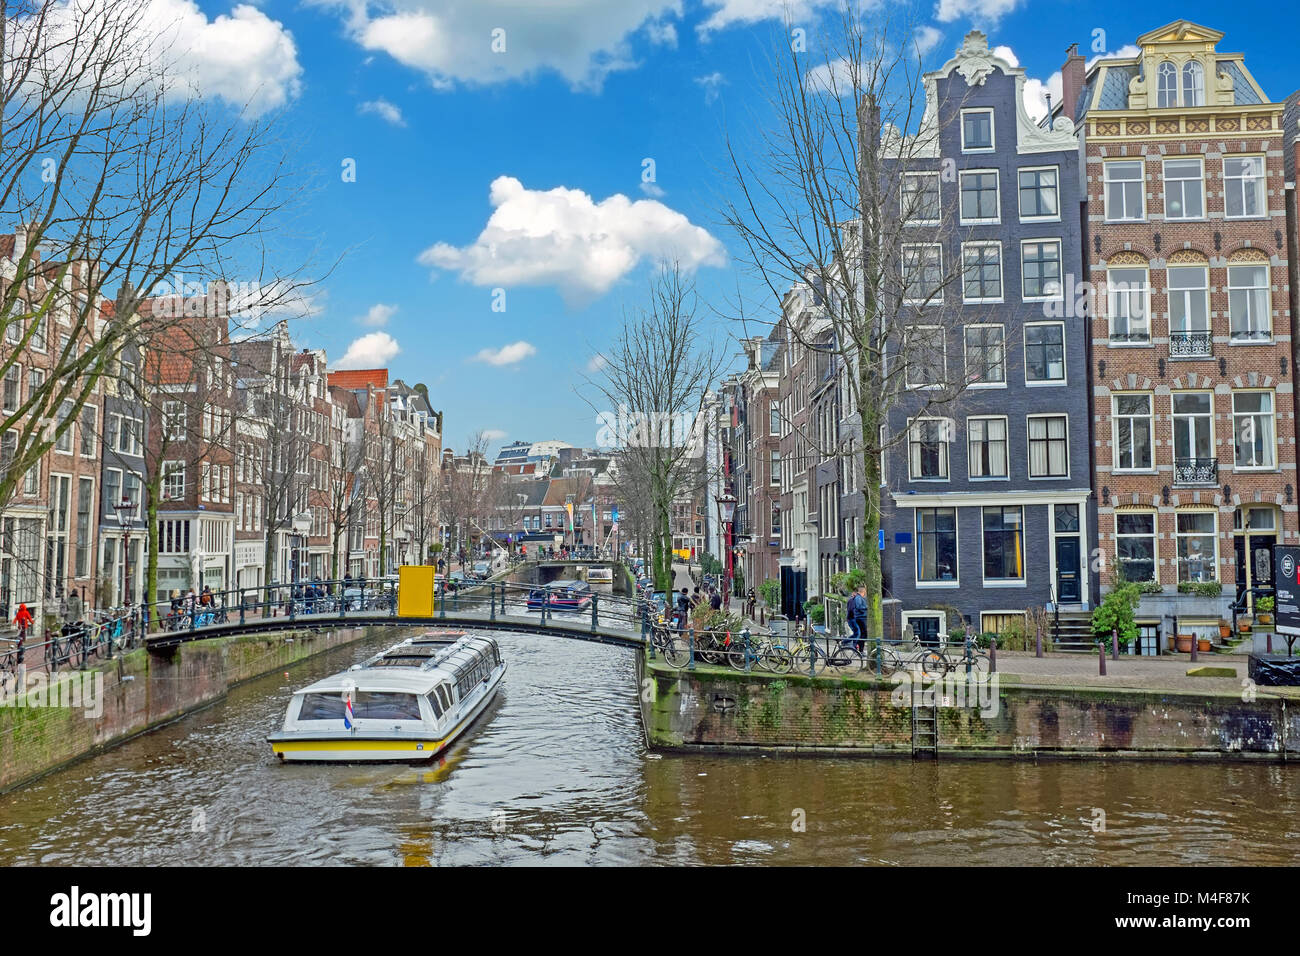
<box><xmin>323</xmin><ymin>403</ymin><xmax>364</xmax><ymax>581</ymax></box>
<box><xmin>0</xmin><ymin>0</ymin><xmax>313</xmax><ymax>514</ymax></box>
<box><xmin>438</xmin><ymin>432</ymin><xmax>497</xmax><ymax>564</ymax></box>
<box><xmin>721</xmin><ymin>2</ymin><xmax>985</xmax><ymax>638</ymax></box>
<box><xmin>585</xmin><ymin>263</ymin><xmax>726</xmax><ymax>593</ymax></box>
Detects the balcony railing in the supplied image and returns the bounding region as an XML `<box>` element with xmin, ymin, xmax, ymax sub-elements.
<box><xmin>1169</xmin><ymin>330</ymin><xmax>1212</xmax><ymax>358</ymax></box>
<box><xmin>1173</xmin><ymin>457</ymin><xmax>1218</xmax><ymax>486</ymax></box>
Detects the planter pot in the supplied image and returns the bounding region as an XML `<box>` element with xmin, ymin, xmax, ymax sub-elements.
<box><xmin>1219</xmin><ymin>623</ymin><xmax>1232</xmax><ymax>639</ymax></box>
<box><xmin>1176</xmin><ymin>634</ymin><xmax>1194</xmax><ymax>653</ymax></box>
<box><xmin>1198</xmin><ymin>638</ymin><xmax>1212</xmax><ymax>652</ymax></box>
<box><xmin>1238</xmin><ymin>619</ymin><xmax>1253</xmax><ymax>633</ymax></box>
<box><xmin>1257</xmin><ymin>613</ymin><xmax>1273</xmax><ymax>625</ymax></box>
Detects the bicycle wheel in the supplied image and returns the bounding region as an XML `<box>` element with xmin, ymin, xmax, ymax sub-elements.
<box><xmin>761</xmin><ymin>644</ymin><xmax>793</xmax><ymax>674</ymax></box>
<box><xmin>869</xmin><ymin>644</ymin><xmax>903</xmax><ymax>677</ymax></box>
<box><xmin>912</xmin><ymin>649</ymin><xmax>949</xmax><ymax>681</ymax></box>
<box><xmin>725</xmin><ymin>636</ymin><xmax>749</xmax><ymax>670</ymax></box>
<box><xmin>661</xmin><ymin>635</ymin><xmax>691</xmax><ymax>668</ymax></box>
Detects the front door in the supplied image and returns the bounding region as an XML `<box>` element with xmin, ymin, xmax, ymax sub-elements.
<box><xmin>1055</xmin><ymin>537</ymin><xmax>1081</xmax><ymax>604</ymax></box>
<box><xmin>1234</xmin><ymin>533</ymin><xmax>1277</xmax><ymax>604</ymax></box>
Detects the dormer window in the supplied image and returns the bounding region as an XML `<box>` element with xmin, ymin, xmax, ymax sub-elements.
<box><xmin>1182</xmin><ymin>61</ymin><xmax>1204</xmax><ymax>106</ymax></box>
<box><xmin>1157</xmin><ymin>61</ymin><xmax>1177</xmax><ymax>107</ymax></box>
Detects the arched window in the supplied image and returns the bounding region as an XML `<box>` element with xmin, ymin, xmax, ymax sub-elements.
<box><xmin>1182</xmin><ymin>60</ymin><xmax>1204</xmax><ymax>107</ymax></box>
<box><xmin>1157</xmin><ymin>60</ymin><xmax>1178</xmax><ymax>107</ymax></box>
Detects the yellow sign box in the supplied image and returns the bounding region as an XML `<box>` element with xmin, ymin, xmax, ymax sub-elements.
<box><xmin>397</xmin><ymin>565</ymin><xmax>436</xmax><ymax>618</ymax></box>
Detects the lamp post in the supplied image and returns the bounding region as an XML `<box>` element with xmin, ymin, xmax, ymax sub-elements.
<box><xmin>716</xmin><ymin>493</ymin><xmax>736</xmax><ymax>604</ymax></box>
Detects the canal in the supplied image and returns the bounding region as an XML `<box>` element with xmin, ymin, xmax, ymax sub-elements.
<box><xmin>1</xmin><ymin>627</ymin><xmax>1297</xmax><ymax>865</ymax></box>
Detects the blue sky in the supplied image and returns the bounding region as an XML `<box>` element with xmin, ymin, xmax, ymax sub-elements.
<box><xmin>173</xmin><ymin>0</ymin><xmax>1300</xmax><ymax>455</ymax></box>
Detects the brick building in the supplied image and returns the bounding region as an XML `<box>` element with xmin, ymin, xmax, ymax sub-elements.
<box><xmin>1062</xmin><ymin>20</ymin><xmax>1295</xmax><ymax>642</ymax></box>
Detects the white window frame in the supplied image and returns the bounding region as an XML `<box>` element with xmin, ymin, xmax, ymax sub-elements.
<box><xmin>1020</xmin><ymin>238</ymin><xmax>1063</xmax><ymax>302</ymax></box>
<box><xmin>1171</xmin><ymin>390</ymin><xmax>1215</xmax><ymax>464</ymax></box>
<box><xmin>901</xmin><ymin>243</ymin><xmax>944</xmax><ymax>305</ymax></box>
<box><xmin>981</xmin><ymin>504</ymin><xmax>1026</xmax><ymax>584</ymax></box>
<box><xmin>1103</xmin><ymin>159</ymin><xmax>1146</xmax><ymax>222</ymax></box>
<box><xmin>900</xmin><ymin>171</ymin><xmax>941</xmax><ymax>226</ymax></box>
<box><xmin>967</xmin><ymin>415</ymin><xmax>1009</xmax><ymax>480</ymax></box>
<box><xmin>961</xmin><ymin>241</ymin><xmax>1003</xmax><ymax>303</ymax></box>
<box><xmin>1106</xmin><ymin>265</ymin><xmax>1151</xmax><ymax>344</ymax></box>
<box><xmin>1175</xmin><ymin>509</ymin><xmax>1219</xmax><ymax>583</ymax></box>
<box><xmin>913</xmin><ymin>509</ymin><xmax>958</xmax><ymax>588</ymax></box>
<box><xmin>960</xmin><ymin>107</ymin><xmax>995</xmax><ymax>153</ymax></box>
<box><xmin>958</xmin><ymin>168</ymin><xmax>1001</xmax><ymax>225</ymax></box>
<box><xmin>1232</xmin><ymin>390</ymin><xmax>1276</xmax><ymax>471</ymax></box>
<box><xmin>1115</xmin><ymin>510</ymin><xmax>1158</xmax><ymax>584</ymax></box>
<box><xmin>1167</xmin><ymin>264</ymin><xmax>1210</xmax><ymax>339</ymax></box>
<box><xmin>1111</xmin><ymin>392</ymin><xmax>1155</xmax><ymax>473</ymax></box>
<box><xmin>907</xmin><ymin>416</ymin><xmax>950</xmax><ymax>481</ymax></box>
<box><xmin>903</xmin><ymin>324</ymin><xmax>946</xmax><ymax>389</ymax></box>
<box><xmin>1162</xmin><ymin>157</ymin><xmax>1204</xmax><ymax>221</ymax></box>
<box><xmin>1017</xmin><ymin>165</ymin><xmax>1060</xmax><ymax>222</ymax></box>
<box><xmin>1223</xmin><ymin>154</ymin><xmax>1266</xmax><ymax>220</ymax></box>
<box><xmin>1027</xmin><ymin>414</ymin><xmax>1069</xmax><ymax>479</ymax></box>
<box><xmin>1227</xmin><ymin>262</ymin><xmax>1271</xmax><ymax>342</ymax></box>
<box><xmin>962</xmin><ymin>323</ymin><xmax>1006</xmax><ymax>388</ymax></box>
<box><xmin>1023</xmin><ymin>321</ymin><xmax>1067</xmax><ymax>386</ymax></box>
<box><xmin>1182</xmin><ymin>61</ymin><xmax>1205</xmax><ymax>107</ymax></box>
<box><xmin>162</xmin><ymin>460</ymin><xmax>186</xmax><ymax>500</ymax></box>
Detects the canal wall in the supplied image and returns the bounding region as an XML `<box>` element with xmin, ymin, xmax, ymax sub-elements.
<box><xmin>637</xmin><ymin>657</ymin><xmax>1299</xmax><ymax>760</ymax></box>
<box><xmin>0</xmin><ymin>625</ymin><xmax>401</xmax><ymax>793</ymax></box>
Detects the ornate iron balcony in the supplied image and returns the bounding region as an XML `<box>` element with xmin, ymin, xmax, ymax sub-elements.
<box><xmin>1169</xmin><ymin>331</ymin><xmax>1212</xmax><ymax>358</ymax></box>
<box><xmin>1173</xmin><ymin>457</ymin><xmax>1218</xmax><ymax>486</ymax></box>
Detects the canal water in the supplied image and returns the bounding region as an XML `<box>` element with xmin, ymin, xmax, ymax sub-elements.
<box><xmin>0</xmin><ymin>627</ymin><xmax>1297</xmax><ymax>866</ymax></box>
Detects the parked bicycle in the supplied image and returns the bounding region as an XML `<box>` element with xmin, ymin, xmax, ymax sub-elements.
<box><xmin>906</xmin><ymin>635</ymin><xmax>990</xmax><ymax>681</ymax></box>
<box><xmin>724</xmin><ymin>630</ymin><xmax>795</xmax><ymax>674</ymax></box>
<box><xmin>649</xmin><ymin>625</ymin><xmax>692</xmax><ymax>668</ymax></box>
<box><xmin>785</xmin><ymin>633</ymin><xmax>863</xmax><ymax>675</ymax></box>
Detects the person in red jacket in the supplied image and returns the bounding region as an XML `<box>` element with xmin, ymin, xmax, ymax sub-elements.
<box><xmin>13</xmin><ymin>603</ymin><xmax>33</xmax><ymax>632</ymax></box>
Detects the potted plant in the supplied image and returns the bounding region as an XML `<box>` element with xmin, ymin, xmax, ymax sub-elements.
<box><xmin>1218</xmin><ymin>619</ymin><xmax>1232</xmax><ymax>640</ymax></box>
<box><xmin>1255</xmin><ymin>595</ymin><xmax>1275</xmax><ymax>625</ymax></box>
<box><xmin>1175</xmin><ymin>633</ymin><xmax>1195</xmax><ymax>653</ymax></box>
<box><xmin>1197</xmin><ymin>635</ymin><xmax>1213</xmax><ymax>652</ymax></box>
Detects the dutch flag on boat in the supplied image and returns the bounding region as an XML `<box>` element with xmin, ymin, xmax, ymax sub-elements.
<box><xmin>343</xmin><ymin>696</ymin><xmax>354</xmax><ymax>730</ymax></box>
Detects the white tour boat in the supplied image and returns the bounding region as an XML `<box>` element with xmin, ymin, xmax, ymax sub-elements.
<box><xmin>268</xmin><ymin>630</ymin><xmax>506</xmax><ymax>763</ymax></box>
<box><xmin>585</xmin><ymin>566</ymin><xmax>614</xmax><ymax>584</ymax></box>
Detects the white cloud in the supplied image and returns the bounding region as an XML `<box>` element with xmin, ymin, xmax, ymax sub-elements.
<box><xmin>311</xmin><ymin>0</ymin><xmax>685</xmax><ymax>91</ymax></box>
<box><xmin>698</xmin><ymin>0</ymin><xmax>834</xmax><ymax>34</ymax></box>
<box><xmin>481</xmin><ymin>429</ymin><xmax>508</xmax><ymax>442</ymax></box>
<box><xmin>358</xmin><ymin>98</ymin><xmax>406</xmax><ymax>126</ymax></box>
<box><xmin>335</xmin><ymin>331</ymin><xmax>401</xmax><ymax>369</ymax></box>
<box><xmin>639</xmin><ymin>181</ymin><xmax>666</xmax><ymax>198</ymax></box>
<box><xmin>695</xmin><ymin>71</ymin><xmax>726</xmax><ymax>104</ymax></box>
<box><xmin>1089</xmin><ymin>44</ymin><xmax>1140</xmax><ymax>68</ymax></box>
<box><xmin>586</xmin><ymin>354</ymin><xmax>608</xmax><ymax>373</ymax></box>
<box><xmin>914</xmin><ymin>25</ymin><xmax>943</xmax><ymax>57</ymax></box>
<box><xmin>419</xmin><ymin>176</ymin><xmax>726</xmax><ymax>306</ymax></box>
<box><xmin>934</xmin><ymin>0</ymin><xmax>1024</xmax><ymax>24</ymax></box>
<box><xmin>28</xmin><ymin>0</ymin><xmax>303</xmax><ymax>115</ymax></box>
<box><xmin>473</xmin><ymin>341</ymin><xmax>536</xmax><ymax>366</ymax></box>
<box><xmin>992</xmin><ymin>44</ymin><xmax>1019</xmax><ymax>68</ymax></box>
<box><xmin>357</xmin><ymin>303</ymin><xmax>398</xmax><ymax>326</ymax></box>
<box><xmin>1001</xmin><ymin>44</ymin><xmax>1140</xmax><ymax>124</ymax></box>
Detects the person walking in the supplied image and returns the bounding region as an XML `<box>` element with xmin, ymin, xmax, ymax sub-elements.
<box><xmin>709</xmin><ymin>587</ymin><xmax>722</xmax><ymax>612</ymax></box>
<box><xmin>847</xmin><ymin>583</ymin><xmax>868</xmax><ymax>653</ymax></box>
<box><xmin>675</xmin><ymin>587</ymin><xmax>691</xmax><ymax>633</ymax></box>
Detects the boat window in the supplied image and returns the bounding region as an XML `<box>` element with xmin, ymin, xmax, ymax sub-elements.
<box><xmin>438</xmin><ymin>685</ymin><xmax>453</xmax><ymax>710</ymax></box>
<box><xmin>352</xmin><ymin>692</ymin><xmax>422</xmax><ymax>720</ymax></box>
<box><xmin>298</xmin><ymin>694</ymin><xmax>347</xmax><ymax>720</ymax></box>
<box><xmin>426</xmin><ymin>690</ymin><xmax>443</xmax><ymax>719</ymax></box>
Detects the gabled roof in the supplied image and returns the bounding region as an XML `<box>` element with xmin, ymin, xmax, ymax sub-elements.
<box><xmin>1136</xmin><ymin>20</ymin><xmax>1224</xmax><ymax>46</ymax></box>
<box><xmin>328</xmin><ymin>368</ymin><xmax>387</xmax><ymax>390</ymax></box>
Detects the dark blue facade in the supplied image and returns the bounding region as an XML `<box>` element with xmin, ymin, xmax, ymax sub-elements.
<box><xmin>880</xmin><ymin>33</ymin><xmax>1095</xmax><ymax>636</ymax></box>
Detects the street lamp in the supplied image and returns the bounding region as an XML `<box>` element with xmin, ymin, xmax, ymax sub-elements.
<box><xmin>716</xmin><ymin>493</ymin><xmax>737</xmax><ymax>603</ymax></box>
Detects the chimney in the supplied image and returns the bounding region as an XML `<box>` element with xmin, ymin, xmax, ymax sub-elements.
<box><xmin>11</xmin><ymin>225</ymin><xmax>27</xmax><ymax>262</ymax></box>
<box><xmin>1060</xmin><ymin>43</ymin><xmax>1085</xmax><ymax>123</ymax></box>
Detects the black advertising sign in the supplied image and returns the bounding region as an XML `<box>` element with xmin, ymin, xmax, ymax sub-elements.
<box><xmin>1273</xmin><ymin>546</ymin><xmax>1300</xmax><ymax>635</ymax></box>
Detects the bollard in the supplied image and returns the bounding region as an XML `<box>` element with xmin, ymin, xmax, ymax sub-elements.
<box><xmin>1035</xmin><ymin>622</ymin><xmax>1043</xmax><ymax>658</ymax></box>
<box><xmin>989</xmin><ymin>639</ymin><xmax>997</xmax><ymax>674</ymax></box>
<box><xmin>239</xmin><ymin>590</ymin><xmax>246</xmax><ymax>627</ymax></box>
<box><xmin>1112</xmin><ymin>627</ymin><xmax>1119</xmax><ymax>661</ymax></box>
<box><xmin>1098</xmin><ymin>641</ymin><xmax>1106</xmax><ymax>676</ymax></box>
<box><xmin>964</xmin><ymin>630</ymin><xmax>972</xmax><ymax>683</ymax></box>
<box><xmin>106</xmin><ymin>618</ymin><xmax>113</xmax><ymax>660</ymax></box>
<box><xmin>489</xmin><ymin>584</ymin><xmax>496</xmax><ymax>621</ymax></box>
<box><xmin>1190</xmin><ymin>630</ymin><xmax>1198</xmax><ymax>663</ymax></box>
<box><xmin>1267</xmin><ymin>632</ymin><xmax>1273</xmax><ymax>654</ymax></box>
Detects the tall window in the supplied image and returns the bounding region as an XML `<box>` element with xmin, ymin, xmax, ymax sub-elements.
<box><xmin>162</xmin><ymin>461</ymin><xmax>186</xmax><ymax>500</ymax></box>
<box><xmin>770</xmin><ymin>450</ymin><xmax>780</xmax><ymax>486</ymax></box>
<box><xmin>901</xmin><ymin>172</ymin><xmax>940</xmax><ymax>224</ymax></box>
<box><xmin>904</xmin><ymin>325</ymin><xmax>946</xmax><ymax>387</ymax></box>
<box><xmin>908</xmin><ymin>418</ymin><xmax>949</xmax><ymax>480</ymax></box>
<box><xmin>1227</xmin><ymin>264</ymin><xmax>1270</xmax><ymax>341</ymax></box>
<box><xmin>967</xmin><ymin>417</ymin><xmax>1008</xmax><ymax>478</ymax></box>
<box><xmin>1114</xmin><ymin>394</ymin><xmax>1153</xmax><ymax>470</ymax></box>
<box><xmin>982</xmin><ymin>506</ymin><xmax>1023</xmax><ymax>580</ymax></box>
<box><xmin>1107</xmin><ymin>267</ymin><xmax>1150</xmax><ymax>342</ymax></box>
<box><xmin>2</xmin><ymin>366</ymin><xmax>19</xmax><ymax>413</ymax></box>
<box><xmin>1021</xmin><ymin>240</ymin><xmax>1061</xmax><ymax>299</ymax></box>
<box><xmin>1157</xmin><ymin>60</ymin><xmax>1177</xmax><ymax>107</ymax></box>
<box><xmin>1233</xmin><ymin>391</ymin><xmax>1275</xmax><ymax>468</ymax></box>
<box><xmin>27</xmin><ymin>367</ymin><xmax>43</xmax><ymax>403</ymax></box>
<box><xmin>1104</xmin><ymin>160</ymin><xmax>1145</xmax><ymax>221</ymax></box>
<box><xmin>962</xmin><ymin>242</ymin><xmax>1002</xmax><ymax>301</ymax></box>
<box><xmin>902</xmin><ymin>244</ymin><xmax>943</xmax><ymax>303</ymax></box>
<box><xmin>769</xmin><ymin>402</ymin><xmax>780</xmax><ymax>436</ymax></box>
<box><xmin>1028</xmin><ymin>415</ymin><xmax>1068</xmax><ymax>478</ymax></box>
<box><xmin>959</xmin><ymin>170</ymin><xmax>999</xmax><ymax>222</ymax></box>
<box><xmin>1224</xmin><ymin>156</ymin><xmax>1264</xmax><ymax>218</ymax></box>
<box><xmin>163</xmin><ymin>401</ymin><xmax>187</xmax><ymax>442</ymax></box>
<box><xmin>79</xmin><ymin>406</ymin><xmax>96</xmax><ymax>457</ymax></box>
<box><xmin>964</xmin><ymin>325</ymin><xmax>1004</xmax><ymax>385</ymax></box>
<box><xmin>1173</xmin><ymin>392</ymin><xmax>1215</xmax><ymax>478</ymax></box>
<box><xmin>1116</xmin><ymin>512</ymin><xmax>1157</xmax><ymax>583</ymax></box>
<box><xmin>1167</xmin><ymin>265</ymin><xmax>1209</xmax><ymax>353</ymax></box>
<box><xmin>1024</xmin><ymin>323</ymin><xmax>1065</xmax><ymax>383</ymax></box>
<box><xmin>1182</xmin><ymin>61</ymin><xmax>1204</xmax><ymax>106</ymax></box>
<box><xmin>1163</xmin><ymin>159</ymin><xmax>1204</xmax><ymax>220</ymax></box>
<box><xmin>916</xmin><ymin>508</ymin><xmax>957</xmax><ymax>582</ymax></box>
<box><xmin>74</xmin><ymin>477</ymin><xmax>93</xmax><ymax>578</ymax></box>
<box><xmin>1018</xmin><ymin>167</ymin><xmax>1059</xmax><ymax>219</ymax></box>
<box><xmin>961</xmin><ymin>109</ymin><xmax>993</xmax><ymax>151</ymax></box>
<box><xmin>54</xmin><ymin>400</ymin><xmax>74</xmax><ymax>453</ymax></box>
<box><xmin>1176</xmin><ymin>511</ymin><xmax>1217</xmax><ymax>582</ymax></box>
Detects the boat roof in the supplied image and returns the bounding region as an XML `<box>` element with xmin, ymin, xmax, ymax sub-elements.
<box><xmin>551</xmin><ymin>579</ymin><xmax>588</xmax><ymax>588</ymax></box>
<box><xmin>293</xmin><ymin>634</ymin><xmax>498</xmax><ymax>696</ymax></box>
